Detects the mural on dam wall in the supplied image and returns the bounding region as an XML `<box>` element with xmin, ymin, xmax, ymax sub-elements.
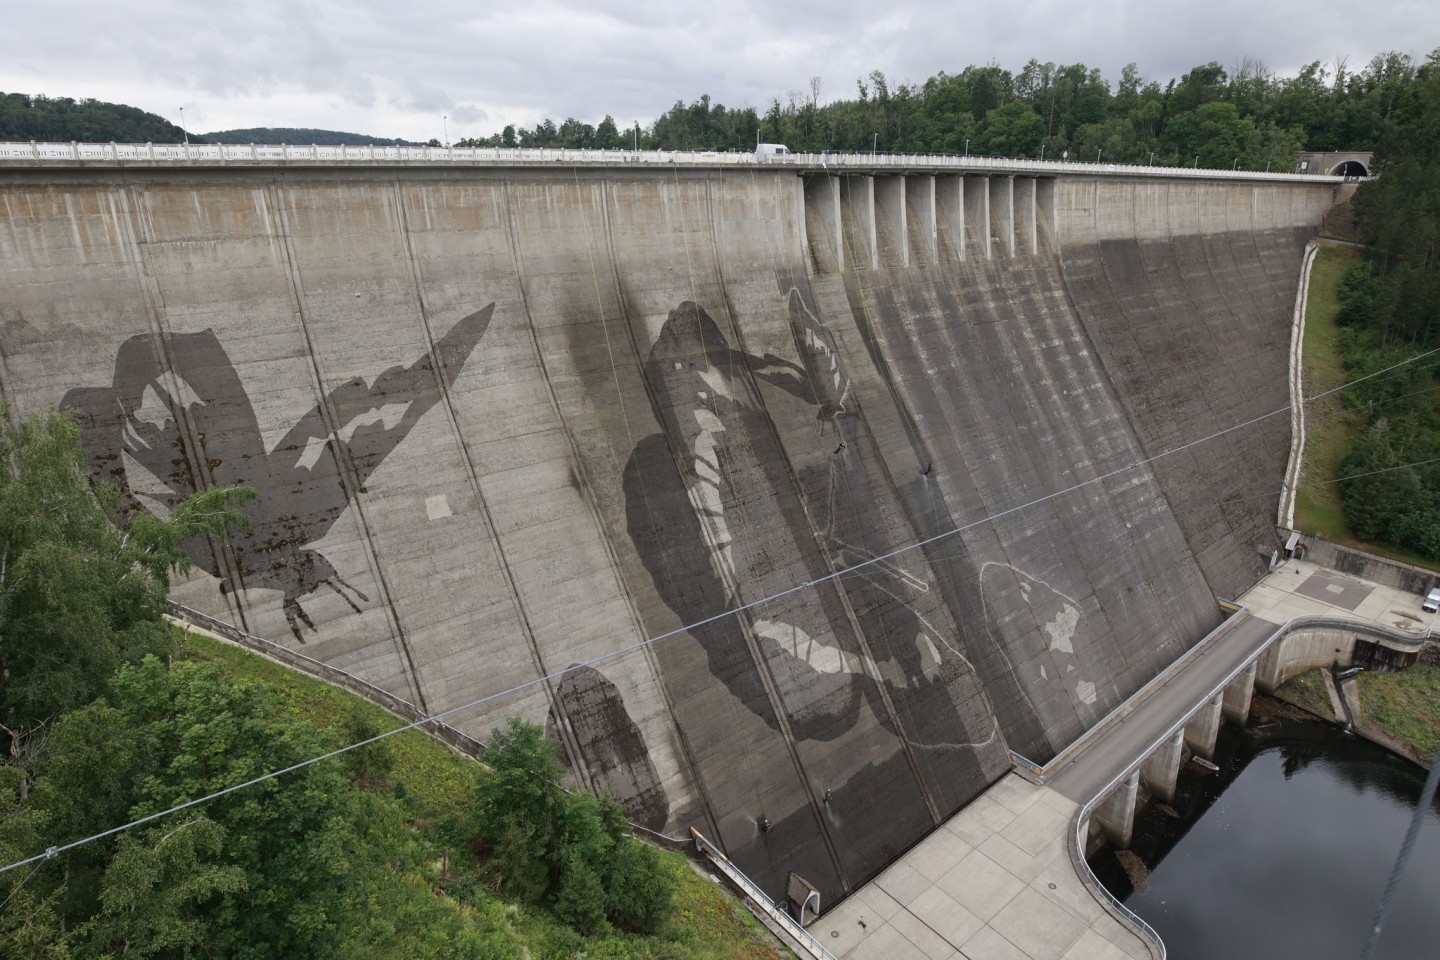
<box><xmin>623</xmin><ymin>292</ymin><xmax>1004</xmax><ymax>764</ymax></box>
<box><xmin>0</xmin><ymin>169</ymin><xmax>1333</xmax><ymax>904</ymax></box>
<box><xmin>59</xmin><ymin>305</ymin><xmax>496</xmax><ymax>642</ymax></box>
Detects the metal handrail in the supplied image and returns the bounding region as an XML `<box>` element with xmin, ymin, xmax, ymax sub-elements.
<box><xmin>691</xmin><ymin>829</ymin><xmax>838</xmax><ymax>960</ymax></box>
<box><xmin>1070</xmin><ymin>610</ymin><xmax>1429</xmax><ymax>959</ymax></box>
<box><xmin>0</xmin><ymin>140</ymin><xmax>1346</xmax><ymax>183</ymax></box>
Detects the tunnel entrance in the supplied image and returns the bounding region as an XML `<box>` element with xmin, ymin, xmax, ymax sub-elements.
<box><xmin>1330</xmin><ymin>159</ymin><xmax>1369</xmax><ymax>178</ymax></box>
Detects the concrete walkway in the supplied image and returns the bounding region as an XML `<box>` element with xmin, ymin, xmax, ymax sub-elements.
<box><xmin>811</xmin><ymin>774</ymin><xmax>1149</xmax><ymax>960</ymax></box>
<box><xmin>810</xmin><ymin>557</ymin><xmax>1436</xmax><ymax>960</ymax></box>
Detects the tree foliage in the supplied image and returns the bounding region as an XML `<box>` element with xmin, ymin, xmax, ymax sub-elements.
<box><xmin>0</xmin><ymin>93</ymin><xmax>194</xmax><ymax>143</ymax></box>
<box><xmin>473</xmin><ymin>718</ymin><xmax>674</xmax><ymax>934</ymax></box>
<box><xmin>0</xmin><ymin>408</ymin><xmax>253</xmax><ymax>744</ymax></box>
<box><xmin>1330</xmin><ymin>61</ymin><xmax>1440</xmax><ymax>560</ymax></box>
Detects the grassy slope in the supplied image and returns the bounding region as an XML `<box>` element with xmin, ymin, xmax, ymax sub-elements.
<box><xmin>1292</xmin><ymin>236</ymin><xmax>1440</xmax><ymax>572</ymax></box>
<box><xmin>177</xmin><ymin>629</ymin><xmax>789</xmax><ymax>960</ymax></box>
<box><xmin>1355</xmin><ymin>663</ymin><xmax>1440</xmax><ymax>760</ymax></box>
<box><xmin>1293</xmin><ymin>242</ymin><xmax>1361</xmax><ymax>540</ymax></box>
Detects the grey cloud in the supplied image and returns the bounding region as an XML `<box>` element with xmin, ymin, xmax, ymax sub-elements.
<box><xmin>4</xmin><ymin>0</ymin><xmax>1436</xmax><ymax>142</ymax></box>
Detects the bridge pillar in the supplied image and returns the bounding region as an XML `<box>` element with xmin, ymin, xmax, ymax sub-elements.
<box><xmin>1141</xmin><ymin>730</ymin><xmax>1186</xmax><ymax>805</ymax></box>
<box><xmin>1184</xmin><ymin>693</ymin><xmax>1225</xmax><ymax>761</ymax></box>
<box><xmin>1036</xmin><ymin>178</ymin><xmax>1058</xmax><ymax>248</ymax></box>
<box><xmin>1222</xmin><ymin>662</ymin><xmax>1257</xmax><ymax>725</ymax></box>
<box><xmin>1015</xmin><ymin>177</ymin><xmax>1037</xmax><ymax>256</ymax></box>
<box><xmin>874</xmin><ymin>176</ymin><xmax>908</xmax><ymax>268</ymax></box>
<box><xmin>989</xmin><ymin>175</ymin><xmax>1015</xmax><ymax>257</ymax></box>
<box><xmin>964</xmin><ymin>175</ymin><xmax>990</xmax><ymax>259</ymax></box>
<box><xmin>912</xmin><ymin>176</ymin><xmax>938</xmax><ymax>264</ymax></box>
<box><xmin>804</xmin><ymin>175</ymin><xmax>843</xmax><ymax>272</ymax></box>
<box><xmin>937</xmin><ymin>175</ymin><xmax>963</xmax><ymax>261</ymax></box>
<box><xmin>845</xmin><ymin>176</ymin><xmax>878</xmax><ymax>270</ymax></box>
<box><xmin>1095</xmin><ymin>769</ymin><xmax>1140</xmax><ymax>849</ymax></box>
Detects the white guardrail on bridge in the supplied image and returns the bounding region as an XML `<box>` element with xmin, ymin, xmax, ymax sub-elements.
<box><xmin>0</xmin><ymin>140</ymin><xmax>1345</xmax><ymax>183</ymax></box>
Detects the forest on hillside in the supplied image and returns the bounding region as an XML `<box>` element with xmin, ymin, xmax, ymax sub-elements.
<box><xmin>204</xmin><ymin>127</ymin><xmax>422</xmax><ymax>146</ymax></box>
<box><xmin>462</xmin><ymin>49</ymin><xmax>1439</xmax><ymax>172</ymax></box>
<box><xmin>6</xmin><ymin>49</ymin><xmax>1436</xmax><ymax>173</ymax></box>
<box><xmin>1329</xmin><ymin>57</ymin><xmax>1440</xmax><ymax>562</ymax></box>
<box><xmin>0</xmin><ymin>93</ymin><xmax>194</xmax><ymax>144</ymax></box>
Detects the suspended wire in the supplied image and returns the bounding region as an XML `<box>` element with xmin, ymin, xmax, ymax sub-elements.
<box><xmin>3</xmin><ymin>312</ymin><xmax>1437</xmax><ymax>882</ymax></box>
<box><xmin>1359</xmin><ymin>742</ymin><xmax>1440</xmax><ymax>960</ymax></box>
<box><xmin>0</xmin><ymin>859</ymin><xmax>48</xmax><ymax>912</ymax></box>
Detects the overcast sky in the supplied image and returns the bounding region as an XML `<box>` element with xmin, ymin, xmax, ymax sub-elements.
<box><xmin>4</xmin><ymin>0</ymin><xmax>1435</xmax><ymax>142</ymax></box>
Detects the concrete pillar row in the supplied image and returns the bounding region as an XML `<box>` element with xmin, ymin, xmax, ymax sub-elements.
<box><xmin>1015</xmin><ymin>177</ymin><xmax>1037</xmax><ymax>256</ymax></box>
<box><xmin>1141</xmin><ymin>730</ymin><xmax>1186</xmax><ymax>804</ymax></box>
<box><xmin>847</xmin><ymin>175</ymin><xmax>878</xmax><ymax>270</ymax></box>
<box><xmin>989</xmin><ymin>175</ymin><xmax>1015</xmax><ymax>257</ymax></box>
<box><xmin>1036</xmin><ymin>178</ymin><xmax>1059</xmax><ymax>249</ymax></box>
<box><xmin>1222</xmin><ymin>662</ymin><xmax>1258</xmax><ymax>726</ymax></box>
<box><xmin>913</xmin><ymin>175</ymin><xmax>938</xmax><ymax>264</ymax></box>
<box><xmin>804</xmin><ymin>176</ymin><xmax>843</xmax><ymax>272</ymax></box>
<box><xmin>937</xmin><ymin>175</ymin><xmax>963</xmax><ymax>261</ymax></box>
<box><xmin>1095</xmin><ymin>770</ymin><xmax>1141</xmax><ymax>850</ymax></box>
<box><xmin>1184</xmin><ymin>693</ymin><xmax>1225</xmax><ymax>761</ymax></box>
<box><xmin>874</xmin><ymin>176</ymin><xmax>907</xmax><ymax>268</ymax></box>
<box><xmin>963</xmin><ymin>175</ymin><xmax>990</xmax><ymax>259</ymax></box>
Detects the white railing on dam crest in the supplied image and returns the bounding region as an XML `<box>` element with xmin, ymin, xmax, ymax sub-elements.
<box><xmin>0</xmin><ymin>140</ymin><xmax>1346</xmax><ymax>183</ymax></box>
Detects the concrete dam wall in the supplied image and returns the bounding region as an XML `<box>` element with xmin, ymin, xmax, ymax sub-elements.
<box><xmin>0</xmin><ymin>163</ymin><xmax>1334</xmax><ymax>900</ymax></box>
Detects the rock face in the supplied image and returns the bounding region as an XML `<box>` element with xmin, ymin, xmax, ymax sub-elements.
<box><xmin>0</xmin><ymin>165</ymin><xmax>1334</xmax><ymax>899</ymax></box>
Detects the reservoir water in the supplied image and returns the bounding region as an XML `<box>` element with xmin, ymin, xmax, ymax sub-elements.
<box><xmin>1092</xmin><ymin>717</ymin><xmax>1440</xmax><ymax>960</ymax></box>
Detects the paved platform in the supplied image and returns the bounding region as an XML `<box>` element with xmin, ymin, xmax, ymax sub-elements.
<box><xmin>1242</xmin><ymin>558</ymin><xmax>1435</xmax><ymax>635</ymax></box>
<box><xmin>811</xmin><ymin>775</ymin><xmax>1151</xmax><ymax>960</ymax></box>
<box><xmin>811</xmin><ymin>557</ymin><xmax>1437</xmax><ymax>960</ymax></box>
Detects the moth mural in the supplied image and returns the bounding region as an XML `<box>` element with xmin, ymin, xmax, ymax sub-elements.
<box><xmin>61</xmin><ymin>305</ymin><xmax>495</xmax><ymax>641</ymax></box>
<box><xmin>624</xmin><ymin>291</ymin><xmax>1005</xmax><ymax>781</ymax></box>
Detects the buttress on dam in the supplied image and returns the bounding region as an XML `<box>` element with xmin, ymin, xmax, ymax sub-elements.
<box><xmin>0</xmin><ymin>156</ymin><xmax>1337</xmax><ymax>901</ymax></box>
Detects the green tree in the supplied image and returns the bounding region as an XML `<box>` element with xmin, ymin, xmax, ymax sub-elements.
<box><xmin>0</xmin><ymin>408</ymin><xmax>253</xmax><ymax>744</ymax></box>
<box><xmin>977</xmin><ymin>99</ymin><xmax>1044</xmax><ymax>157</ymax></box>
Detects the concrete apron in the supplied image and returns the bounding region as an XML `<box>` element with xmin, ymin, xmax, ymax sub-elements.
<box><xmin>810</xmin><ymin>772</ymin><xmax>1154</xmax><ymax>960</ymax></box>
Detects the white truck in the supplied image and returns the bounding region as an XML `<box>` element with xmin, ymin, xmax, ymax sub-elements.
<box><xmin>755</xmin><ymin>143</ymin><xmax>792</xmax><ymax>161</ymax></box>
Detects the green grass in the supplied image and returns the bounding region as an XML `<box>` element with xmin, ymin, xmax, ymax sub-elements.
<box><xmin>1290</xmin><ymin>242</ymin><xmax>1440</xmax><ymax>574</ymax></box>
<box><xmin>1274</xmin><ymin>668</ymin><xmax>1336</xmax><ymax>721</ymax></box>
<box><xmin>1356</xmin><ymin>664</ymin><xmax>1440</xmax><ymax>759</ymax></box>
<box><xmin>1294</xmin><ymin>243</ymin><xmax>1362</xmax><ymax>541</ymax></box>
<box><xmin>178</xmin><ymin>628</ymin><xmax>478</xmax><ymax>816</ymax></box>
<box><xmin>174</xmin><ymin>627</ymin><xmax>793</xmax><ymax>959</ymax></box>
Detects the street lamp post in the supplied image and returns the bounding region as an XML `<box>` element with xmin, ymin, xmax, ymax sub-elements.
<box><xmin>1194</xmin><ymin>155</ymin><xmax>1199</xmax><ymax>168</ymax></box>
<box><xmin>1097</xmin><ymin>148</ymin><xmax>1102</xmax><ymax>163</ymax></box>
<box><xmin>964</xmin><ymin>138</ymin><xmax>969</xmax><ymax>157</ymax></box>
<box><xmin>443</xmin><ymin>115</ymin><xmax>449</xmax><ymax>148</ymax></box>
<box><xmin>178</xmin><ymin>107</ymin><xmax>188</xmax><ymax>145</ymax></box>
<box><xmin>1149</xmin><ymin>151</ymin><xmax>1155</xmax><ymax>166</ymax></box>
<box><xmin>873</xmin><ymin>133</ymin><xmax>877</xmax><ymax>155</ymax></box>
<box><xmin>1040</xmin><ymin>143</ymin><xmax>1045</xmax><ymax>160</ymax></box>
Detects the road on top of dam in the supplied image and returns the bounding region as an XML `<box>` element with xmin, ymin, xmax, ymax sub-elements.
<box><xmin>807</xmin><ymin>558</ymin><xmax>1431</xmax><ymax>960</ymax></box>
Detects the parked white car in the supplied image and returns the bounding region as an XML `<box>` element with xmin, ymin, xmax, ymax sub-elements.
<box><xmin>1423</xmin><ymin>587</ymin><xmax>1440</xmax><ymax>613</ymax></box>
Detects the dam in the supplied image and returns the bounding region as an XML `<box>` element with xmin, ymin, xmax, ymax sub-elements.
<box><xmin>0</xmin><ymin>147</ymin><xmax>1340</xmax><ymax>903</ymax></box>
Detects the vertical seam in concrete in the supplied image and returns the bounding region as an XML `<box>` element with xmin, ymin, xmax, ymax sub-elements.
<box><xmin>388</xmin><ymin>175</ymin><xmax>578</xmax><ymax>745</ymax></box>
<box><xmin>503</xmin><ymin>174</ymin><xmax>717</xmax><ymax>833</ymax></box>
<box><xmin>712</xmin><ymin>177</ymin><xmax>943</xmax><ymax>829</ymax></box>
<box><xmin>698</xmin><ymin>171</ymin><xmax>850</xmax><ymax>884</ymax></box>
<box><xmin>267</xmin><ymin>181</ymin><xmax>427</xmax><ymax>710</ymax></box>
<box><xmin>586</xmin><ymin>173</ymin><xmax>725</xmax><ymax>839</ymax></box>
<box><xmin>114</xmin><ymin>183</ymin><xmax>252</xmax><ymax>634</ymax></box>
<box><xmin>605</xmin><ymin>172</ymin><xmax>844</xmax><ymax>884</ymax></box>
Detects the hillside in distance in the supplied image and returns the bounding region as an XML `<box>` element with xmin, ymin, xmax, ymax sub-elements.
<box><xmin>0</xmin><ymin>92</ymin><xmax>193</xmax><ymax>143</ymax></box>
<box><xmin>203</xmin><ymin>126</ymin><xmax>422</xmax><ymax>146</ymax></box>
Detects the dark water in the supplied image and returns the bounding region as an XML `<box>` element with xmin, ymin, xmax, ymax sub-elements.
<box><xmin>1092</xmin><ymin>719</ymin><xmax>1440</xmax><ymax>960</ymax></box>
